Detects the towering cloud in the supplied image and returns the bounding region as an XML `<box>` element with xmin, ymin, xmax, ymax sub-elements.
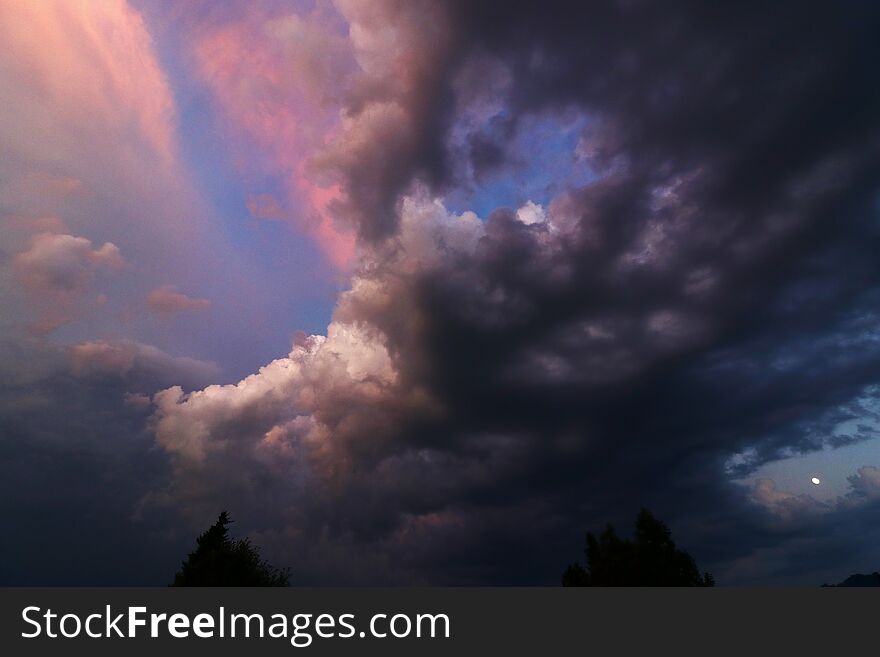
<box><xmin>2</xmin><ymin>0</ymin><xmax>880</xmax><ymax>585</ymax></box>
<box><xmin>0</xmin><ymin>0</ymin><xmax>325</xmax><ymax>584</ymax></box>
<box><xmin>145</xmin><ymin>0</ymin><xmax>880</xmax><ymax>584</ymax></box>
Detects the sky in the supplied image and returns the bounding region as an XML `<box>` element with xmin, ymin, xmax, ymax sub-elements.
<box><xmin>1</xmin><ymin>0</ymin><xmax>879</xmax><ymax>586</ymax></box>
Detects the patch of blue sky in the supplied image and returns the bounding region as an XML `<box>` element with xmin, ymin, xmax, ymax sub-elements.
<box><xmin>113</xmin><ymin>20</ymin><xmax>339</xmax><ymax>378</ymax></box>
<box><xmin>445</xmin><ymin>110</ymin><xmax>596</xmax><ymax>218</ymax></box>
<box><xmin>732</xmin><ymin>392</ymin><xmax>880</xmax><ymax>501</ymax></box>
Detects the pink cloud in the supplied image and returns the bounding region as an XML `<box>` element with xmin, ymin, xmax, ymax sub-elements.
<box><xmin>246</xmin><ymin>194</ymin><xmax>286</xmax><ymax>222</ymax></box>
<box><xmin>13</xmin><ymin>231</ymin><xmax>125</xmax><ymax>334</ymax></box>
<box><xmin>147</xmin><ymin>285</ymin><xmax>211</xmax><ymax>316</ymax></box>
<box><xmin>181</xmin><ymin>1</ymin><xmax>458</xmax><ymax>263</ymax></box>
<box><xmin>14</xmin><ymin>232</ymin><xmax>124</xmax><ymax>292</ymax></box>
<box><xmin>190</xmin><ymin>10</ymin><xmax>356</xmax><ymax>268</ymax></box>
<box><xmin>0</xmin><ymin>0</ymin><xmax>282</xmax><ymax>349</ymax></box>
<box><xmin>68</xmin><ymin>339</ymin><xmax>219</xmax><ymax>385</ymax></box>
<box><xmin>0</xmin><ymin>0</ymin><xmax>177</xmax><ymax>166</ymax></box>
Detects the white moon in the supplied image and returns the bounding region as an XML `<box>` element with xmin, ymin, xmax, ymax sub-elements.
<box><xmin>811</xmin><ymin>477</ymin><xmax>821</xmax><ymax>485</ymax></box>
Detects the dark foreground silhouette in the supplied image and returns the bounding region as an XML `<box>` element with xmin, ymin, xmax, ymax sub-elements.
<box><xmin>562</xmin><ymin>509</ymin><xmax>714</xmax><ymax>586</ymax></box>
<box><xmin>823</xmin><ymin>572</ymin><xmax>880</xmax><ymax>587</ymax></box>
<box><xmin>172</xmin><ymin>511</ymin><xmax>289</xmax><ymax>586</ymax></box>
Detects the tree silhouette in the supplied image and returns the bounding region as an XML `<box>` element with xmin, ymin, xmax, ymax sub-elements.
<box><xmin>822</xmin><ymin>571</ymin><xmax>880</xmax><ymax>587</ymax></box>
<box><xmin>171</xmin><ymin>511</ymin><xmax>289</xmax><ymax>586</ymax></box>
<box><xmin>562</xmin><ymin>509</ymin><xmax>714</xmax><ymax>586</ymax></box>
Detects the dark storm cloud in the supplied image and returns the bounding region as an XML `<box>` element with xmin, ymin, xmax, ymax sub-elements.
<box><xmin>7</xmin><ymin>0</ymin><xmax>879</xmax><ymax>585</ymax></box>
<box><xmin>357</xmin><ymin>0</ymin><xmax>880</xmax><ymax>577</ymax></box>
<box><xmin>149</xmin><ymin>0</ymin><xmax>880</xmax><ymax>584</ymax></box>
<box><xmin>0</xmin><ymin>339</ymin><xmax>217</xmax><ymax>584</ymax></box>
<box><xmin>308</xmin><ymin>0</ymin><xmax>462</xmax><ymax>242</ymax></box>
<box><xmin>321</xmin><ymin>1</ymin><xmax>880</xmax><ymax>239</ymax></box>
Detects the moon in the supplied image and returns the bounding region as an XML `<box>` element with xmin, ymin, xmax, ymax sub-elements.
<box><xmin>811</xmin><ymin>477</ymin><xmax>821</xmax><ymax>486</ymax></box>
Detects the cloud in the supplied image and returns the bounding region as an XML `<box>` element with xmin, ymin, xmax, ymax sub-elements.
<box><xmin>151</xmin><ymin>319</ymin><xmax>409</xmax><ymax>465</ymax></box>
<box><xmin>246</xmin><ymin>194</ymin><xmax>286</xmax><ymax>222</ymax></box>
<box><xmin>68</xmin><ymin>340</ymin><xmax>219</xmax><ymax>390</ymax></box>
<box><xmin>0</xmin><ymin>0</ymin><xmax>319</xmax><ymax>379</ymax></box>
<box><xmin>0</xmin><ymin>0</ymin><xmax>202</xmax><ymax>340</ymax></box>
<box><xmin>187</xmin><ymin>0</ymin><xmax>465</xmax><ymax>249</ymax></box>
<box><xmin>3</xmin><ymin>0</ymin><xmax>880</xmax><ymax>586</ymax></box>
<box><xmin>750</xmin><ymin>465</ymin><xmax>880</xmax><ymax>521</ymax></box>
<box><xmin>846</xmin><ymin>467</ymin><xmax>880</xmax><ymax>501</ymax></box>
<box><xmin>143</xmin><ymin>0</ymin><xmax>880</xmax><ymax>585</ymax></box>
<box><xmin>188</xmin><ymin>6</ymin><xmax>356</xmax><ymax>267</ymax></box>
<box><xmin>0</xmin><ymin>0</ymin><xmax>176</xmax><ymax>168</ymax></box>
<box><xmin>146</xmin><ymin>285</ymin><xmax>211</xmax><ymax>316</ymax></box>
<box><xmin>307</xmin><ymin>0</ymin><xmax>458</xmax><ymax>242</ymax></box>
<box><xmin>728</xmin><ymin>467</ymin><xmax>880</xmax><ymax>584</ymax></box>
<box><xmin>0</xmin><ymin>336</ymin><xmax>221</xmax><ymax>585</ymax></box>
<box><xmin>13</xmin><ymin>232</ymin><xmax>125</xmax><ymax>334</ymax></box>
<box><xmin>14</xmin><ymin>232</ymin><xmax>125</xmax><ymax>293</ymax></box>
<box><xmin>749</xmin><ymin>479</ymin><xmax>829</xmax><ymax>521</ymax></box>
<box><xmin>149</xmin><ymin>177</ymin><xmax>880</xmax><ymax>583</ymax></box>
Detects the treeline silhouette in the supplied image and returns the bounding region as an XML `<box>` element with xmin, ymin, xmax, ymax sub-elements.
<box><xmin>171</xmin><ymin>509</ymin><xmax>880</xmax><ymax>587</ymax></box>
<box><xmin>173</xmin><ymin>508</ymin><xmax>717</xmax><ymax>586</ymax></box>
<box><xmin>171</xmin><ymin>511</ymin><xmax>288</xmax><ymax>586</ymax></box>
<box><xmin>562</xmin><ymin>509</ymin><xmax>715</xmax><ymax>586</ymax></box>
<box><xmin>822</xmin><ymin>572</ymin><xmax>880</xmax><ymax>587</ymax></box>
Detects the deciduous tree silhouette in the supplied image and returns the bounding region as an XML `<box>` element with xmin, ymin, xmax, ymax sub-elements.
<box><xmin>562</xmin><ymin>509</ymin><xmax>714</xmax><ymax>586</ymax></box>
<box><xmin>171</xmin><ymin>511</ymin><xmax>289</xmax><ymax>586</ymax></box>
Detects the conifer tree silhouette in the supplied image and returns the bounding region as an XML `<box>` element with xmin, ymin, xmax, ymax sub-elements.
<box><xmin>172</xmin><ymin>511</ymin><xmax>289</xmax><ymax>586</ymax></box>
